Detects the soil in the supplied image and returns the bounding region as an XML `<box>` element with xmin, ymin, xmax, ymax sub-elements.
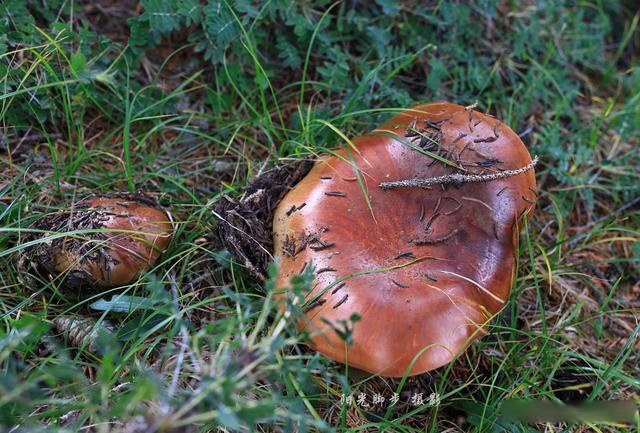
<box><xmin>211</xmin><ymin>159</ymin><xmax>314</xmax><ymax>281</ymax></box>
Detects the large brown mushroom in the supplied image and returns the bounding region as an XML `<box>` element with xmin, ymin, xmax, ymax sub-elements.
<box><xmin>26</xmin><ymin>193</ymin><xmax>173</xmax><ymax>290</ymax></box>
<box><xmin>272</xmin><ymin>102</ymin><xmax>537</xmax><ymax>377</ymax></box>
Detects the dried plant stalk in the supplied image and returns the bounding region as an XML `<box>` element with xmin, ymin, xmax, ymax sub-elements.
<box><xmin>379</xmin><ymin>156</ymin><xmax>539</xmax><ymax>190</ymax></box>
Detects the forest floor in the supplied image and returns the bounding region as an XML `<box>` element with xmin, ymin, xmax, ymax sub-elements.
<box><xmin>0</xmin><ymin>1</ymin><xmax>639</xmax><ymax>432</ymax></box>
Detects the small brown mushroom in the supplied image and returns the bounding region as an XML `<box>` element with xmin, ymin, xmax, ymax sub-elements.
<box><xmin>26</xmin><ymin>193</ymin><xmax>173</xmax><ymax>290</ymax></box>
<box><xmin>272</xmin><ymin>102</ymin><xmax>537</xmax><ymax>377</ymax></box>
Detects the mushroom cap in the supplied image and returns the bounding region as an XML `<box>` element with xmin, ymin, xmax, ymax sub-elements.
<box><xmin>273</xmin><ymin>102</ymin><xmax>536</xmax><ymax>377</ymax></box>
<box><xmin>33</xmin><ymin>194</ymin><xmax>173</xmax><ymax>289</ymax></box>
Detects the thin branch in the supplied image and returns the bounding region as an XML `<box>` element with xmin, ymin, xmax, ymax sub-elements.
<box><xmin>379</xmin><ymin>156</ymin><xmax>539</xmax><ymax>190</ymax></box>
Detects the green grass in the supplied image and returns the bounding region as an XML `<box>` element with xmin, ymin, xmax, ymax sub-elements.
<box><xmin>1</xmin><ymin>1</ymin><xmax>639</xmax><ymax>432</ymax></box>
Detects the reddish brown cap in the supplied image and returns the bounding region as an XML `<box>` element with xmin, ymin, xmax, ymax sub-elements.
<box><xmin>33</xmin><ymin>194</ymin><xmax>173</xmax><ymax>289</ymax></box>
<box><xmin>273</xmin><ymin>102</ymin><xmax>536</xmax><ymax>377</ymax></box>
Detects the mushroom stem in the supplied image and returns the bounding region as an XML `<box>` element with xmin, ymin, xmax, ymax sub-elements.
<box><xmin>379</xmin><ymin>156</ymin><xmax>539</xmax><ymax>190</ymax></box>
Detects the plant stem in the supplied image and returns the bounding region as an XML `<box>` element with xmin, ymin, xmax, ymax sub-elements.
<box><xmin>379</xmin><ymin>156</ymin><xmax>539</xmax><ymax>190</ymax></box>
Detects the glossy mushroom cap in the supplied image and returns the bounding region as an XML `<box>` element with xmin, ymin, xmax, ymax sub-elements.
<box><xmin>273</xmin><ymin>102</ymin><xmax>536</xmax><ymax>377</ymax></box>
<box><xmin>32</xmin><ymin>193</ymin><xmax>173</xmax><ymax>289</ymax></box>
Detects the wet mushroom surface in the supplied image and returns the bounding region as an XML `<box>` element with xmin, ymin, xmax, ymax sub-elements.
<box><xmin>272</xmin><ymin>101</ymin><xmax>537</xmax><ymax>377</ymax></box>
